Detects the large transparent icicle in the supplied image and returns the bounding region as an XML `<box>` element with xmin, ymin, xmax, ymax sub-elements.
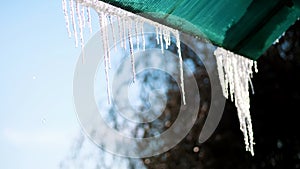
<box><xmin>63</xmin><ymin>0</ymin><xmax>186</xmax><ymax>104</ymax></box>
<box><xmin>214</xmin><ymin>47</ymin><xmax>258</xmax><ymax>156</ymax></box>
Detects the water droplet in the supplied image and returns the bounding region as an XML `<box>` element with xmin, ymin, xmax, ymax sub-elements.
<box><xmin>41</xmin><ymin>118</ymin><xmax>46</xmax><ymax>124</ymax></box>
<box><xmin>193</xmin><ymin>146</ymin><xmax>200</xmax><ymax>153</ymax></box>
<box><xmin>144</xmin><ymin>159</ymin><xmax>150</xmax><ymax>164</ymax></box>
<box><xmin>164</xmin><ymin>121</ymin><xmax>171</xmax><ymax>128</ymax></box>
<box><xmin>277</xmin><ymin>140</ymin><xmax>283</xmax><ymax>149</ymax></box>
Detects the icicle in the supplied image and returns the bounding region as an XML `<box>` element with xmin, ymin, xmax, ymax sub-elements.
<box><xmin>76</xmin><ymin>1</ymin><xmax>85</xmax><ymax>62</ymax></box>
<box><xmin>163</xmin><ymin>29</ymin><xmax>170</xmax><ymax>50</ymax></box>
<box><xmin>135</xmin><ymin>21</ymin><xmax>140</xmax><ymax>51</ymax></box>
<box><xmin>155</xmin><ymin>25</ymin><xmax>160</xmax><ymax>44</ymax></box>
<box><xmin>117</xmin><ymin>16</ymin><xmax>124</xmax><ymax>48</ymax></box>
<box><xmin>141</xmin><ymin>22</ymin><xmax>146</xmax><ymax>51</ymax></box>
<box><xmin>69</xmin><ymin>0</ymin><xmax>78</xmax><ymax>47</ymax></box>
<box><xmin>254</xmin><ymin>61</ymin><xmax>258</xmax><ymax>73</ymax></box>
<box><xmin>108</xmin><ymin>16</ymin><xmax>117</xmax><ymax>51</ymax></box>
<box><xmin>215</xmin><ymin>53</ymin><xmax>227</xmax><ymax>97</ymax></box>
<box><xmin>62</xmin><ymin>0</ymin><xmax>71</xmax><ymax>37</ymax></box>
<box><xmin>249</xmin><ymin>77</ymin><xmax>255</xmax><ymax>95</ymax></box>
<box><xmin>214</xmin><ymin>47</ymin><xmax>256</xmax><ymax>156</ymax></box>
<box><xmin>103</xmin><ymin>15</ymin><xmax>111</xmax><ymax>69</ymax></box>
<box><xmin>81</xmin><ymin>6</ymin><xmax>86</xmax><ymax>28</ymax></box>
<box><xmin>65</xmin><ymin>0</ymin><xmax>190</xmax><ymax>105</ymax></box>
<box><xmin>175</xmin><ymin>30</ymin><xmax>186</xmax><ymax>105</ymax></box>
<box><xmin>159</xmin><ymin>27</ymin><xmax>164</xmax><ymax>54</ymax></box>
<box><xmin>122</xmin><ymin>18</ymin><xmax>127</xmax><ymax>50</ymax></box>
<box><xmin>99</xmin><ymin>12</ymin><xmax>111</xmax><ymax>104</ymax></box>
<box><xmin>86</xmin><ymin>7</ymin><xmax>92</xmax><ymax>33</ymax></box>
<box><xmin>128</xmin><ymin>20</ymin><xmax>136</xmax><ymax>82</ymax></box>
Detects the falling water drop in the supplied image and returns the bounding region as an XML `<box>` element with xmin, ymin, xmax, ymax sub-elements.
<box><xmin>41</xmin><ymin>118</ymin><xmax>46</xmax><ymax>125</ymax></box>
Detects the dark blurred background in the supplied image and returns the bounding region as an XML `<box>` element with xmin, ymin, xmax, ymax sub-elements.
<box><xmin>141</xmin><ymin>19</ymin><xmax>300</xmax><ymax>169</ymax></box>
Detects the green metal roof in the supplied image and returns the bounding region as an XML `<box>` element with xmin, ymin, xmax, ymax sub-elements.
<box><xmin>100</xmin><ymin>0</ymin><xmax>300</xmax><ymax>60</ymax></box>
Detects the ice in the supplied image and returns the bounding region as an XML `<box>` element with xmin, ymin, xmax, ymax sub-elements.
<box><xmin>140</xmin><ymin>22</ymin><xmax>146</xmax><ymax>51</ymax></box>
<box><xmin>81</xmin><ymin>6</ymin><xmax>86</xmax><ymax>28</ymax></box>
<box><xmin>64</xmin><ymin>0</ymin><xmax>186</xmax><ymax>104</ymax></box>
<box><xmin>135</xmin><ymin>21</ymin><xmax>140</xmax><ymax>51</ymax></box>
<box><xmin>127</xmin><ymin>20</ymin><xmax>136</xmax><ymax>82</ymax></box>
<box><xmin>175</xmin><ymin>30</ymin><xmax>186</xmax><ymax>105</ymax></box>
<box><xmin>117</xmin><ymin>16</ymin><xmax>124</xmax><ymax>48</ymax></box>
<box><xmin>122</xmin><ymin>19</ymin><xmax>127</xmax><ymax>50</ymax></box>
<box><xmin>62</xmin><ymin>0</ymin><xmax>71</xmax><ymax>37</ymax></box>
<box><xmin>156</xmin><ymin>25</ymin><xmax>160</xmax><ymax>44</ymax></box>
<box><xmin>104</xmin><ymin>15</ymin><xmax>111</xmax><ymax>68</ymax></box>
<box><xmin>108</xmin><ymin>16</ymin><xmax>117</xmax><ymax>51</ymax></box>
<box><xmin>86</xmin><ymin>7</ymin><xmax>92</xmax><ymax>33</ymax></box>
<box><xmin>214</xmin><ymin>47</ymin><xmax>257</xmax><ymax>156</ymax></box>
<box><xmin>163</xmin><ymin>29</ymin><xmax>171</xmax><ymax>49</ymax></box>
<box><xmin>99</xmin><ymin>12</ymin><xmax>111</xmax><ymax>104</ymax></box>
<box><xmin>159</xmin><ymin>27</ymin><xmax>164</xmax><ymax>54</ymax></box>
<box><xmin>76</xmin><ymin>2</ymin><xmax>85</xmax><ymax>62</ymax></box>
<box><xmin>69</xmin><ymin>0</ymin><xmax>78</xmax><ymax>47</ymax></box>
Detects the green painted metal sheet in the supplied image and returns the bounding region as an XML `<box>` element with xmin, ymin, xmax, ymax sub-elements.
<box><xmin>100</xmin><ymin>0</ymin><xmax>300</xmax><ymax>60</ymax></box>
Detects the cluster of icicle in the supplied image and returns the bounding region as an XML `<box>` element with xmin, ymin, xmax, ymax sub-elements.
<box><xmin>214</xmin><ymin>47</ymin><xmax>258</xmax><ymax>156</ymax></box>
<box><xmin>62</xmin><ymin>0</ymin><xmax>186</xmax><ymax>104</ymax></box>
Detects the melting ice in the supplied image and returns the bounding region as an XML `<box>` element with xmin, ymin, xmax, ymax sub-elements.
<box><xmin>214</xmin><ymin>47</ymin><xmax>258</xmax><ymax>156</ymax></box>
<box><xmin>62</xmin><ymin>0</ymin><xmax>186</xmax><ymax>104</ymax></box>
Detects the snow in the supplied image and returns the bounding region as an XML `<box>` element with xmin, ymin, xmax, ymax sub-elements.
<box><xmin>214</xmin><ymin>47</ymin><xmax>257</xmax><ymax>156</ymax></box>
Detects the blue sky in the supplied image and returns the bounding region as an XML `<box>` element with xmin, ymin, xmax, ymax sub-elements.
<box><xmin>0</xmin><ymin>1</ymin><xmax>85</xmax><ymax>168</ymax></box>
